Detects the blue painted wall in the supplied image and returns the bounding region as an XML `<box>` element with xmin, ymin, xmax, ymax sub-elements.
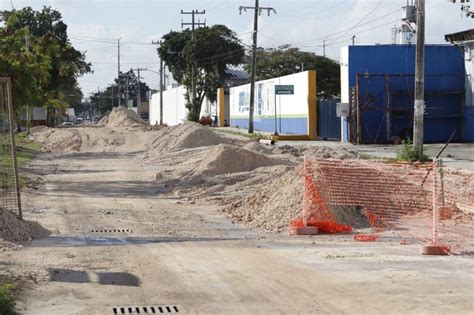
<box><xmin>318</xmin><ymin>100</ymin><xmax>341</xmax><ymax>140</ymax></box>
<box><xmin>347</xmin><ymin>45</ymin><xmax>467</xmax><ymax>143</ymax></box>
<box><xmin>230</xmin><ymin>117</ymin><xmax>307</xmax><ymax>135</ymax></box>
<box><xmin>466</xmin><ymin>106</ymin><xmax>474</xmax><ymax>142</ymax></box>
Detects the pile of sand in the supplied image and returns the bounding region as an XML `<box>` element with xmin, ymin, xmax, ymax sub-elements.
<box><xmin>302</xmin><ymin>146</ymin><xmax>357</xmax><ymax>159</ymax></box>
<box><xmin>145</xmin><ymin>122</ymin><xmax>228</xmax><ymax>159</ymax></box>
<box><xmin>195</xmin><ymin>144</ymin><xmax>283</xmax><ymax>176</ymax></box>
<box><xmin>103</xmin><ymin>106</ymin><xmax>146</xmax><ymax>128</ymax></box>
<box><xmin>29</xmin><ymin>128</ymin><xmax>82</xmax><ymax>153</ymax></box>
<box><xmin>97</xmin><ymin>115</ymin><xmax>109</xmax><ymax>126</ymax></box>
<box><xmin>221</xmin><ymin>164</ymin><xmax>371</xmax><ymax>233</ymax></box>
<box><xmin>222</xmin><ymin>166</ymin><xmax>303</xmax><ymax>232</ymax></box>
<box><xmin>243</xmin><ymin>141</ymin><xmax>274</xmax><ymax>155</ymax></box>
<box><xmin>0</xmin><ymin>208</ymin><xmax>49</xmax><ymax>244</ymax></box>
<box><xmin>278</xmin><ymin>145</ymin><xmax>357</xmax><ymax>159</ymax></box>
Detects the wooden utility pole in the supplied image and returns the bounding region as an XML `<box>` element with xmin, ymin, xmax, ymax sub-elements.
<box><xmin>239</xmin><ymin>2</ymin><xmax>276</xmax><ymax>133</ymax></box>
<box><xmin>413</xmin><ymin>0</ymin><xmax>425</xmax><ymax>156</ymax></box>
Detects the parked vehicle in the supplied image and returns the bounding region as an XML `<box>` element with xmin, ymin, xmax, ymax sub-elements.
<box><xmin>62</xmin><ymin>121</ymin><xmax>74</xmax><ymax>127</ymax></box>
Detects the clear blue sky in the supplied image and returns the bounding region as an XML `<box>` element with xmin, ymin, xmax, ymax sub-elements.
<box><xmin>1</xmin><ymin>0</ymin><xmax>472</xmax><ymax>97</ymax></box>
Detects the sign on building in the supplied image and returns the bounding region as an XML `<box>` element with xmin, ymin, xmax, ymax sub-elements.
<box><xmin>275</xmin><ymin>85</ymin><xmax>295</xmax><ymax>95</ymax></box>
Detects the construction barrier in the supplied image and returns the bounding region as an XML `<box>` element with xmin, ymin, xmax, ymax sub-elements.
<box><xmin>290</xmin><ymin>157</ymin><xmax>473</xmax><ymax>255</ymax></box>
<box><xmin>0</xmin><ymin>77</ymin><xmax>22</xmax><ymax>219</ymax></box>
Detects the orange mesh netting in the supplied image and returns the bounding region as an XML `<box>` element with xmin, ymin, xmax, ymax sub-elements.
<box><xmin>290</xmin><ymin>157</ymin><xmax>474</xmax><ymax>255</ymax></box>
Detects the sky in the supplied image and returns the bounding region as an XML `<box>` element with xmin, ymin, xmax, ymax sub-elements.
<box><xmin>1</xmin><ymin>0</ymin><xmax>473</xmax><ymax>97</ymax></box>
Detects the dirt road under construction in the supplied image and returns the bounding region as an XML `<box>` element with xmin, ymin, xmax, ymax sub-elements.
<box><xmin>1</xmin><ymin>111</ymin><xmax>473</xmax><ymax>314</ymax></box>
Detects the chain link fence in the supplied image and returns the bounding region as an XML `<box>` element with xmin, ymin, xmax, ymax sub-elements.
<box><xmin>0</xmin><ymin>77</ymin><xmax>22</xmax><ymax>219</ymax></box>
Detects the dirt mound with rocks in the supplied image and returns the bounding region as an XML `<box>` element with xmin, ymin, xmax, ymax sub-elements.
<box><xmin>29</xmin><ymin>128</ymin><xmax>82</xmax><ymax>153</ymax></box>
<box><xmin>195</xmin><ymin>144</ymin><xmax>283</xmax><ymax>176</ymax></box>
<box><xmin>243</xmin><ymin>141</ymin><xmax>274</xmax><ymax>155</ymax></box>
<box><xmin>0</xmin><ymin>208</ymin><xmax>50</xmax><ymax>244</ymax></box>
<box><xmin>279</xmin><ymin>145</ymin><xmax>357</xmax><ymax>159</ymax></box>
<box><xmin>221</xmin><ymin>164</ymin><xmax>370</xmax><ymax>233</ymax></box>
<box><xmin>145</xmin><ymin>122</ymin><xmax>228</xmax><ymax>159</ymax></box>
<box><xmin>222</xmin><ymin>166</ymin><xmax>303</xmax><ymax>232</ymax></box>
<box><xmin>103</xmin><ymin>106</ymin><xmax>146</xmax><ymax>128</ymax></box>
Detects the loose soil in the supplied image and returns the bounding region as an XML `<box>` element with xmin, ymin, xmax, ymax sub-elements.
<box><xmin>1</xmin><ymin>122</ymin><xmax>472</xmax><ymax>314</ymax></box>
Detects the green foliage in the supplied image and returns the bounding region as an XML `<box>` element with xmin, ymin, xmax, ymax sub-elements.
<box><xmin>396</xmin><ymin>140</ymin><xmax>429</xmax><ymax>162</ymax></box>
<box><xmin>0</xmin><ymin>283</ymin><xmax>15</xmax><ymax>315</ymax></box>
<box><xmin>159</xmin><ymin>25</ymin><xmax>244</xmax><ymax>121</ymax></box>
<box><xmin>0</xmin><ymin>6</ymin><xmax>91</xmax><ymax>123</ymax></box>
<box><xmin>91</xmin><ymin>70</ymin><xmax>150</xmax><ymax>115</ymax></box>
<box><xmin>248</xmin><ymin>45</ymin><xmax>340</xmax><ymax>98</ymax></box>
<box><xmin>187</xmin><ymin>111</ymin><xmax>200</xmax><ymax>122</ymax></box>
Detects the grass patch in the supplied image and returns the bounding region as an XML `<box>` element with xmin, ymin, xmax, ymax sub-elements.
<box><xmin>0</xmin><ymin>283</ymin><xmax>15</xmax><ymax>315</ymax></box>
<box><xmin>396</xmin><ymin>140</ymin><xmax>429</xmax><ymax>162</ymax></box>
<box><xmin>0</xmin><ymin>132</ymin><xmax>42</xmax><ymax>188</ymax></box>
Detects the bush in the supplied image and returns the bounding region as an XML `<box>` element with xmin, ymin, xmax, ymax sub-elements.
<box><xmin>396</xmin><ymin>140</ymin><xmax>429</xmax><ymax>162</ymax></box>
<box><xmin>187</xmin><ymin>111</ymin><xmax>200</xmax><ymax>122</ymax></box>
<box><xmin>0</xmin><ymin>283</ymin><xmax>15</xmax><ymax>315</ymax></box>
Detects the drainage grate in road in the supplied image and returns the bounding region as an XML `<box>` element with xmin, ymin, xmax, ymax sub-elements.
<box><xmin>112</xmin><ymin>305</ymin><xmax>179</xmax><ymax>314</ymax></box>
<box><xmin>91</xmin><ymin>229</ymin><xmax>133</xmax><ymax>233</ymax></box>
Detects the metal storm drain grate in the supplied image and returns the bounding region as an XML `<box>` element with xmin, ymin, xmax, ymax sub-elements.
<box><xmin>91</xmin><ymin>229</ymin><xmax>133</xmax><ymax>233</ymax></box>
<box><xmin>112</xmin><ymin>305</ymin><xmax>179</xmax><ymax>314</ymax></box>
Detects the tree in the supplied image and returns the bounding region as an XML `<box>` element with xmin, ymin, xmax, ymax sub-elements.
<box><xmin>450</xmin><ymin>0</ymin><xmax>473</xmax><ymax>17</ymax></box>
<box><xmin>0</xmin><ymin>13</ymin><xmax>53</xmax><ymax>112</ymax></box>
<box><xmin>0</xmin><ymin>6</ymin><xmax>91</xmax><ymax>125</ymax></box>
<box><xmin>247</xmin><ymin>45</ymin><xmax>340</xmax><ymax>98</ymax></box>
<box><xmin>115</xmin><ymin>69</ymin><xmax>150</xmax><ymax>107</ymax></box>
<box><xmin>90</xmin><ymin>70</ymin><xmax>150</xmax><ymax>115</ymax></box>
<box><xmin>159</xmin><ymin>25</ymin><xmax>244</xmax><ymax>121</ymax></box>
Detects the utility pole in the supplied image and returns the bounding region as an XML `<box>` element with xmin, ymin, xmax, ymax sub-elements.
<box><xmin>117</xmin><ymin>38</ymin><xmax>122</xmax><ymax>107</ymax></box>
<box><xmin>134</xmin><ymin>68</ymin><xmax>147</xmax><ymax>115</ymax></box>
<box><xmin>352</xmin><ymin>35</ymin><xmax>356</xmax><ymax>46</ymax></box>
<box><xmin>125</xmin><ymin>74</ymin><xmax>130</xmax><ymax>108</ymax></box>
<box><xmin>111</xmin><ymin>85</ymin><xmax>114</xmax><ymax>108</ymax></box>
<box><xmin>152</xmin><ymin>40</ymin><xmax>166</xmax><ymax>125</ymax></box>
<box><xmin>181</xmin><ymin>10</ymin><xmax>206</xmax><ymax>120</ymax></box>
<box><xmin>323</xmin><ymin>39</ymin><xmax>326</xmax><ymax>57</ymax></box>
<box><xmin>239</xmin><ymin>2</ymin><xmax>276</xmax><ymax>134</ymax></box>
<box><xmin>413</xmin><ymin>0</ymin><xmax>425</xmax><ymax>157</ymax></box>
<box><xmin>160</xmin><ymin>57</ymin><xmax>164</xmax><ymax>125</ymax></box>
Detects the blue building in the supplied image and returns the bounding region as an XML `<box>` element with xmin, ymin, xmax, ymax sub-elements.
<box><xmin>340</xmin><ymin>45</ymin><xmax>469</xmax><ymax>144</ymax></box>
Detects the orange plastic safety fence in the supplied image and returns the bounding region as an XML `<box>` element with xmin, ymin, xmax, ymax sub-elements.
<box><xmin>290</xmin><ymin>157</ymin><xmax>474</xmax><ymax>255</ymax></box>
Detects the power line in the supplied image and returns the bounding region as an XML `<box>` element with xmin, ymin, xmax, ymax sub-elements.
<box><xmin>239</xmin><ymin>0</ymin><xmax>276</xmax><ymax>134</ymax></box>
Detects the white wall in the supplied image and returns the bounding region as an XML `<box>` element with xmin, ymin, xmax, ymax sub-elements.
<box><xmin>149</xmin><ymin>86</ymin><xmax>212</xmax><ymax>126</ymax></box>
<box><xmin>465</xmin><ymin>42</ymin><xmax>473</xmax><ymax>107</ymax></box>
<box><xmin>340</xmin><ymin>46</ymin><xmax>350</xmax><ymax>143</ymax></box>
<box><xmin>229</xmin><ymin>71</ymin><xmax>310</xmax><ymax>119</ymax></box>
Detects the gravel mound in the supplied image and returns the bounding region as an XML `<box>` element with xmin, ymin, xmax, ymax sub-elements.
<box><xmin>195</xmin><ymin>144</ymin><xmax>282</xmax><ymax>176</ymax></box>
<box><xmin>222</xmin><ymin>166</ymin><xmax>303</xmax><ymax>232</ymax></box>
<box><xmin>104</xmin><ymin>106</ymin><xmax>146</xmax><ymax>128</ymax></box>
<box><xmin>0</xmin><ymin>208</ymin><xmax>50</xmax><ymax>243</ymax></box>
